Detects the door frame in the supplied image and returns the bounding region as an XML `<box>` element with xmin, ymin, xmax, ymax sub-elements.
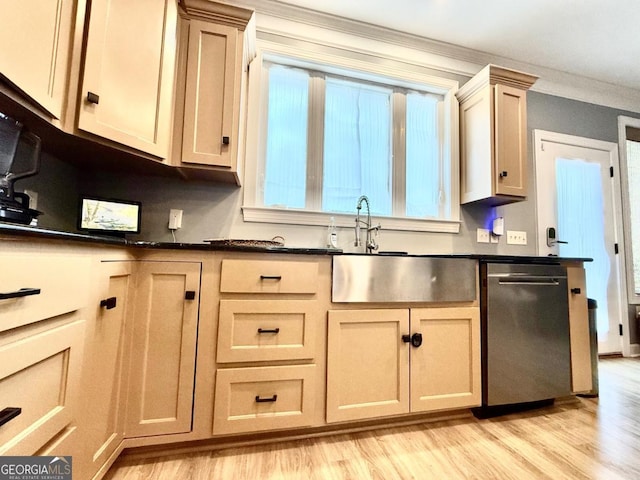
<box><xmin>533</xmin><ymin>129</ymin><xmax>630</xmax><ymax>355</ymax></box>
<box><xmin>617</xmin><ymin>115</ymin><xmax>640</xmax><ymax>306</ymax></box>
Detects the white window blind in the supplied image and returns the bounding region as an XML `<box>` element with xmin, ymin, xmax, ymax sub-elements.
<box><xmin>261</xmin><ymin>61</ymin><xmax>446</xmax><ymax>221</ymax></box>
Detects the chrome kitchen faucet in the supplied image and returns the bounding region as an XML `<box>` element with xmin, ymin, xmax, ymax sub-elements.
<box><xmin>354</xmin><ymin>195</ymin><xmax>381</xmax><ymax>253</ymax></box>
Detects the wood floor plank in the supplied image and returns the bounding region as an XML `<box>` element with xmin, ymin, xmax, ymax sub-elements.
<box><xmin>105</xmin><ymin>358</ymin><xmax>640</xmax><ymax>480</ymax></box>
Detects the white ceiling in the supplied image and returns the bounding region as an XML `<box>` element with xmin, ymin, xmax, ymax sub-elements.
<box><xmin>274</xmin><ymin>0</ymin><xmax>640</xmax><ymax>91</ymax></box>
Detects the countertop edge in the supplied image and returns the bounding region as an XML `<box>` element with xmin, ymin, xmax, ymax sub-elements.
<box><xmin>0</xmin><ymin>223</ymin><xmax>592</xmax><ymax>262</ymax></box>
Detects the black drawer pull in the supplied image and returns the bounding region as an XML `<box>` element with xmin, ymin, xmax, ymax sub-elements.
<box><xmin>255</xmin><ymin>395</ymin><xmax>278</xmax><ymax>403</ymax></box>
<box><xmin>499</xmin><ymin>171</ymin><xmax>508</xmax><ymax>178</ymax></box>
<box><xmin>0</xmin><ymin>407</ymin><xmax>22</xmax><ymax>427</ymax></box>
<box><xmin>571</xmin><ymin>287</ymin><xmax>582</xmax><ymax>294</ymax></box>
<box><xmin>258</xmin><ymin>328</ymin><xmax>280</xmax><ymax>334</ymax></box>
<box><xmin>87</xmin><ymin>91</ymin><xmax>100</xmax><ymax>104</ymax></box>
<box><xmin>222</xmin><ymin>136</ymin><xmax>230</xmax><ymax>145</ymax></box>
<box><xmin>185</xmin><ymin>290</ymin><xmax>196</xmax><ymax>300</ymax></box>
<box><xmin>0</xmin><ymin>287</ymin><xmax>41</xmax><ymax>300</ymax></box>
<box><xmin>260</xmin><ymin>275</ymin><xmax>282</xmax><ymax>281</ymax></box>
<box><xmin>100</xmin><ymin>296</ymin><xmax>117</xmax><ymax>309</ymax></box>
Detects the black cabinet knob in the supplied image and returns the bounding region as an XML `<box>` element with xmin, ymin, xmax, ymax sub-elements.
<box><xmin>100</xmin><ymin>297</ymin><xmax>117</xmax><ymax>309</ymax></box>
<box><xmin>402</xmin><ymin>333</ymin><xmax>423</xmax><ymax>348</ymax></box>
<box><xmin>222</xmin><ymin>136</ymin><xmax>230</xmax><ymax>145</ymax></box>
<box><xmin>87</xmin><ymin>92</ymin><xmax>100</xmax><ymax>104</ymax></box>
<box><xmin>571</xmin><ymin>287</ymin><xmax>582</xmax><ymax>295</ymax></box>
<box><xmin>499</xmin><ymin>171</ymin><xmax>508</xmax><ymax>178</ymax></box>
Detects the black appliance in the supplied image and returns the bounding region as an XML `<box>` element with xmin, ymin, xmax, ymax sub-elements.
<box><xmin>0</xmin><ymin>112</ymin><xmax>42</xmax><ymax>224</ymax></box>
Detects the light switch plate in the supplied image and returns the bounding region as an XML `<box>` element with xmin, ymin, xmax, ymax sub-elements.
<box><xmin>506</xmin><ymin>230</ymin><xmax>527</xmax><ymax>245</ymax></box>
<box><xmin>477</xmin><ymin>228</ymin><xmax>490</xmax><ymax>243</ymax></box>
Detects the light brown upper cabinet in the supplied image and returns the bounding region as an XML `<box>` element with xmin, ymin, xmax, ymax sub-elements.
<box><xmin>78</xmin><ymin>0</ymin><xmax>178</xmax><ymax>158</ymax></box>
<box><xmin>456</xmin><ymin>65</ymin><xmax>538</xmax><ymax>206</ymax></box>
<box><xmin>0</xmin><ymin>0</ymin><xmax>81</xmax><ymax>121</ymax></box>
<box><xmin>172</xmin><ymin>0</ymin><xmax>254</xmax><ymax>184</ymax></box>
<box><xmin>0</xmin><ymin>0</ymin><xmax>178</xmax><ymax>160</ymax></box>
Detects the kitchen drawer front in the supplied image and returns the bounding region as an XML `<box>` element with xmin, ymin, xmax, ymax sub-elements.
<box><xmin>220</xmin><ymin>259</ymin><xmax>319</xmax><ymax>294</ymax></box>
<box><xmin>35</xmin><ymin>425</ymin><xmax>78</xmax><ymax>456</ymax></box>
<box><xmin>0</xmin><ymin>254</ymin><xmax>89</xmax><ymax>332</ymax></box>
<box><xmin>0</xmin><ymin>319</ymin><xmax>85</xmax><ymax>455</ymax></box>
<box><xmin>217</xmin><ymin>300</ymin><xmax>318</xmax><ymax>363</ymax></box>
<box><xmin>213</xmin><ymin>365</ymin><xmax>316</xmax><ymax>435</ymax></box>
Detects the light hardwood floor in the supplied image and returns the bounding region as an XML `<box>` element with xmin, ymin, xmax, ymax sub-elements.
<box><xmin>105</xmin><ymin>357</ymin><xmax>640</xmax><ymax>479</ymax></box>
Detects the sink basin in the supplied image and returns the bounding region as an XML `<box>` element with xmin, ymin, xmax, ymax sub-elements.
<box><xmin>332</xmin><ymin>255</ymin><xmax>477</xmax><ymax>303</ymax></box>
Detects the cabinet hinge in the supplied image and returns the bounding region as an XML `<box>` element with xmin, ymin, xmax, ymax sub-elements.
<box><xmin>620</xmin><ymin>324</ymin><xmax>624</xmax><ymax>336</ymax></box>
<box><xmin>615</xmin><ymin>243</ymin><xmax>619</xmax><ymax>254</ymax></box>
<box><xmin>610</xmin><ymin>166</ymin><xmax>614</xmax><ymax>177</ymax></box>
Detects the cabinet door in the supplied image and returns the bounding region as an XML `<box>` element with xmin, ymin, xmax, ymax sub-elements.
<box><xmin>566</xmin><ymin>266</ymin><xmax>592</xmax><ymax>393</ymax></box>
<box><xmin>494</xmin><ymin>84</ymin><xmax>528</xmax><ymax>197</ymax></box>
<box><xmin>0</xmin><ymin>0</ymin><xmax>78</xmax><ymax>119</ymax></box>
<box><xmin>326</xmin><ymin>309</ymin><xmax>409</xmax><ymax>423</ymax></box>
<box><xmin>180</xmin><ymin>20</ymin><xmax>241</xmax><ymax>168</ymax></box>
<box><xmin>459</xmin><ymin>85</ymin><xmax>493</xmax><ymax>204</ymax></box>
<box><xmin>125</xmin><ymin>261</ymin><xmax>200</xmax><ymax>438</ymax></box>
<box><xmin>80</xmin><ymin>261</ymin><xmax>134</xmax><ymax>480</ymax></box>
<box><xmin>78</xmin><ymin>0</ymin><xmax>177</xmax><ymax>157</ymax></box>
<box><xmin>410</xmin><ymin>307</ymin><xmax>481</xmax><ymax>412</ymax></box>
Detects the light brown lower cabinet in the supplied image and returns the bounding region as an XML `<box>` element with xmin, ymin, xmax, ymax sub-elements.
<box><xmin>79</xmin><ymin>261</ymin><xmax>135</xmax><ymax>480</ymax></box>
<box><xmin>213</xmin><ymin>364</ymin><xmax>317</xmax><ymax>435</ymax></box>
<box><xmin>566</xmin><ymin>265</ymin><xmax>593</xmax><ymax>393</ymax></box>
<box><xmin>124</xmin><ymin>261</ymin><xmax>201</xmax><ymax>438</ymax></box>
<box><xmin>326</xmin><ymin>307</ymin><xmax>481</xmax><ymax>423</ymax></box>
<box><xmin>0</xmin><ymin>318</ymin><xmax>85</xmax><ymax>455</ymax></box>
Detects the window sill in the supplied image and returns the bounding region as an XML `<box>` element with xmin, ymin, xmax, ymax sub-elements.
<box><xmin>242</xmin><ymin>206</ymin><xmax>461</xmax><ymax>233</ymax></box>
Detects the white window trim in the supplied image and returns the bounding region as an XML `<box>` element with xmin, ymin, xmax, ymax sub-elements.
<box><xmin>242</xmin><ymin>206</ymin><xmax>461</xmax><ymax>233</ymax></box>
<box><xmin>242</xmin><ymin>36</ymin><xmax>461</xmax><ymax>234</ymax></box>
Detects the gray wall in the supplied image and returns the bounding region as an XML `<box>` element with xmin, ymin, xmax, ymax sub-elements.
<box><xmin>16</xmin><ymin>91</ymin><xmax>640</xmax><ymax>249</ymax></box>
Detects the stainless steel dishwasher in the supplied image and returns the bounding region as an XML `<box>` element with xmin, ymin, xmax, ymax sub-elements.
<box><xmin>480</xmin><ymin>262</ymin><xmax>571</xmax><ymax>411</ymax></box>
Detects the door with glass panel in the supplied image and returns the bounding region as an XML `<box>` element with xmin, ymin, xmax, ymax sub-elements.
<box><xmin>534</xmin><ymin>130</ymin><xmax>624</xmax><ymax>354</ymax></box>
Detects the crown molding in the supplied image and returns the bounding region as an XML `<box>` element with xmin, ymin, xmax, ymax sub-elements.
<box><xmin>226</xmin><ymin>0</ymin><xmax>640</xmax><ymax>114</ymax></box>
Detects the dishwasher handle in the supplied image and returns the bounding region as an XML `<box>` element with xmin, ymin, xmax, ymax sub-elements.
<box><xmin>491</xmin><ymin>274</ymin><xmax>565</xmax><ymax>286</ymax></box>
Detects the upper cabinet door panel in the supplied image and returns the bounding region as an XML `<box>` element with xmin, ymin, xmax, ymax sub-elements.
<box><xmin>181</xmin><ymin>20</ymin><xmax>239</xmax><ymax>168</ymax></box>
<box><xmin>78</xmin><ymin>0</ymin><xmax>177</xmax><ymax>158</ymax></box>
<box><xmin>0</xmin><ymin>0</ymin><xmax>77</xmax><ymax>119</ymax></box>
<box><xmin>494</xmin><ymin>84</ymin><xmax>527</xmax><ymax>197</ymax></box>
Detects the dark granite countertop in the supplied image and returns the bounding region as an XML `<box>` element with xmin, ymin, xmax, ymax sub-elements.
<box><xmin>0</xmin><ymin>222</ymin><xmax>591</xmax><ymax>262</ymax></box>
<box><xmin>0</xmin><ymin>222</ymin><xmax>340</xmax><ymax>255</ymax></box>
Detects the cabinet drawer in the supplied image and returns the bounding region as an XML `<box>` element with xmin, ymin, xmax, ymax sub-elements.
<box><xmin>217</xmin><ymin>300</ymin><xmax>318</xmax><ymax>363</ymax></box>
<box><xmin>0</xmin><ymin>254</ymin><xmax>89</xmax><ymax>332</ymax></box>
<box><xmin>213</xmin><ymin>365</ymin><xmax>316</xmax><ymax>435</ymax></box>
<box><xmin>0</xmin><ymin>319</ymin><xmax>85</xmax><ymax>455</ymax></box>
<box><xmin>220</xmin><ymin>259</ymin><xmax>318</xmax><ymax>294</ymax></box>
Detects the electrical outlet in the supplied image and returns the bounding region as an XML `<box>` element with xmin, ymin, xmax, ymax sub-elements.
<box><xmin>506</xmin><ymin>230</ymin><xmax>527</xmax><ymax>245</ymax></box>
<box><xmin>168</xmin><ymin>209</ymin><xmax>183</xmax><ymax>230</ymax></box>
<box><xmin>477</xmin><ymin>228</ymin><xmax>490</xmax><ymax>243</ymax></box>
